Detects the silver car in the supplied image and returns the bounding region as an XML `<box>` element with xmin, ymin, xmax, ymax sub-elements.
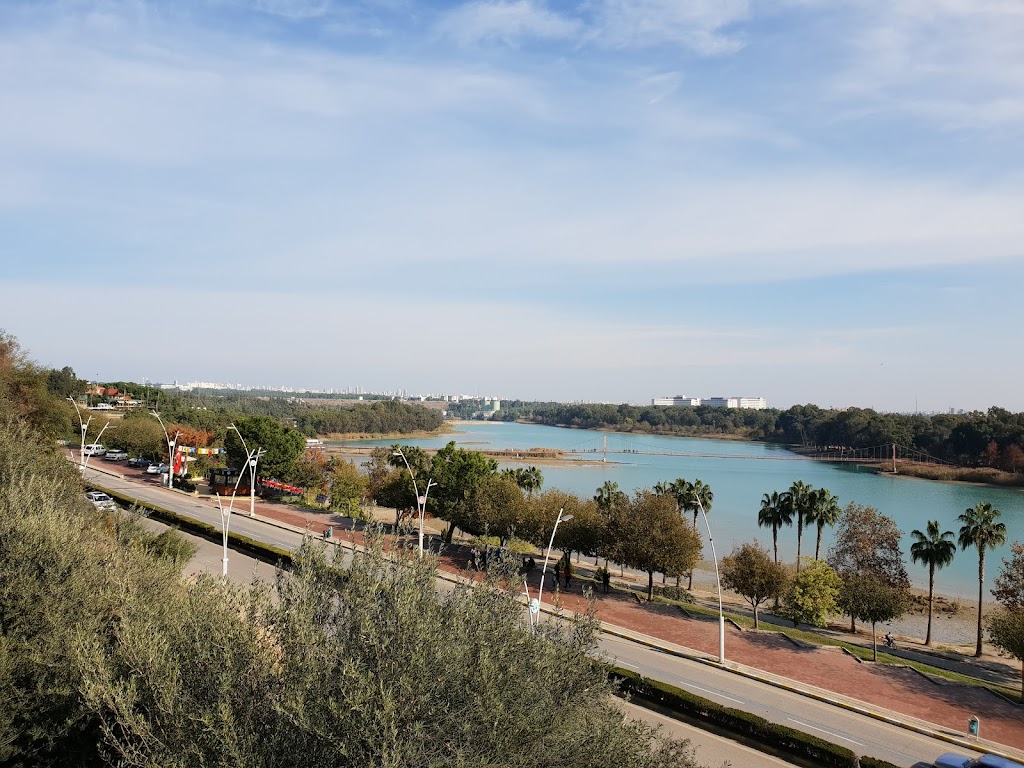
<box><xmin>85</xmin><ymin>491</ymin><xmax>117</xmax><ymax>511</ymax></box>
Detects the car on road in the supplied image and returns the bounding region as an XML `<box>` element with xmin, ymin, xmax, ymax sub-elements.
<box><xmin>127</xmin><ymin>457</ymin><xmax>151</xmax><ymax>469</ymax></box>
<box><xmin>146</xmin><ymin>463</ymin><xmax>170</xmax><ymax>475</ymax></box>
<box><xmin>83</xmin><ymin>443</ymin><xmax>106</xmax><ymax>456</ymax></box>
<box><xmin>85</xmin><ymin>491</ymin><xmax>117</xmax><ymax>511</ymax></box>
<box><xmin>104</xmin><ymin>450</ymin><xmax>128</xmax><ymax>461</ymax></box>
<box><xmin>934</xmin><ymin>754</ymin><xmax>1024</xmax><ymax>768</ymax></box>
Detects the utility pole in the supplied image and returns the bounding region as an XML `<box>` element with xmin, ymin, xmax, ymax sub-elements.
<box><xmin>892</xmin><ymin>443</ymin><xmax>897</xmax><ymax>474</ymax></box>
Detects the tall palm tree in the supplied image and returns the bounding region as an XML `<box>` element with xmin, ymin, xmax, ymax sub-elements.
<box><xmin>686</xmin><ymin>479</ymin><xmax>713</xmax><ymax>590</ymax></box>
<box><xmin>653</xmin><ymin>481</ymin><xmax>671</xmax><ymax>496</ymax></box>
<box><xmin>788</xmin><ymin>480</ymin><xmax>814</xmax><ymax>572</ymax></box>
<box><xmin>910</xmin><ymin>520</ymin><xmax>956</xmax><ymax>646</ymax></box>
<box><xmin>958</xmin><ymin>502</ymin><xmax>1007</xmax><ymax>657</ymax></box>
<box><xmin>808</xmin><ymin>488</ymin><xmax>841</xmax><ymax>561</ymax></box>
<box><xmin>594</xmin><ymin>481</ymin><xmax>625</xmax><ymax>513</ymax></box>
<box><xmin>757</xmin><ymin>491</ymin><xmax>794</xmax><ymax>564</ymax></box>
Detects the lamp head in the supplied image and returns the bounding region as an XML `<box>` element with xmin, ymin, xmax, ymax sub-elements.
<box><xmin>560</xmin><ymin>514</ymin><xmax>574</xmax><ymax>522</ymax></box>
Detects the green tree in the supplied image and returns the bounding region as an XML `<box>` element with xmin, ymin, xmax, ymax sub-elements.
<box><xmin>989</xmin><ymin>541</ymin><xmax>1024</xmax><ymax>702</ymax></box>
<box><xmin>987</xmin><ymin>609</ymin><xmax>1024</xmax><ymax>703</ymax></box>
<box><xmin>958</xmin><ymin>502</ymin><xmax>1008</xmax><ymax>657</ymax></box>
<box><xmin>328</xmin><ymin>458</ymin><xmax>368</xmax><ymax>518</ymax></box>
<box><xmin>466</xmin><ymin>475</ymin><xmax>527</xmax><ymax>544</ymax></box>
<box><xmin>992</xmin><ymin>542</ymin><xmax>1024</xmax><ymax>611</ymax></box>
<box><xmin>223</xmin><ymin>415</ymin><xmax>306</xmax><ymax>481</ymax></box>
<box><xmin>807</xmin><ymin>487</ymin><xmax>841</xmax><ymax>561</ymax></box>
<box><xmin>610</xmin><ymin>491</ymin><xmax>702</xmax><ymax>601</ymax></box>
<box><xmin>757</xmin><ymin>490</ymin><xmax>793</xmax><ymax>564</ymax></box>
<box><xmin>594</xmin><ymin>480</ymin><xmax>628</xmax><ymax>513</ymax></box>
<box><xmin>909</xmin><ymin>520</ymin><xmax>956</xmax><ymax>646</ymax></box>
<box><xmin>720</xmin><ymin>542</ymin><xmax>789</xmax><ymax>628</ymax></box>
<box><xmin>782</xmin><ymin>558</ymin><xmax>841</xmax><ymax>628</ymax></box>
<box><xmin>827</xmin><ymin>503</ymin><xmax>911</xmax><ymax>634</ymax></box>
<box><xmin>429</xmin><ymin>441</ymin><xmax>498</xmax><ymax>542</ymax></box>
<box><xmin>840</xmin><ymin>572</ymin><xmax>910</xmax><ymax>661</ymax></box>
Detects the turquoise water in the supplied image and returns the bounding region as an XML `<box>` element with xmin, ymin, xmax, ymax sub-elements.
<box><xmin>342</xmin><ymin>422</ymin><xmax>1024</xmax><ymax>598</ymax></box>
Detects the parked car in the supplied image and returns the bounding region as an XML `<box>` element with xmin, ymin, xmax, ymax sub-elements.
<box><xmin>83</xmin><ymin>443</ymin><xmax>106</xmax><ymax>456</ymax></box>
<box><xmin>127</xmin><ymin>457</ymin><xmax>151</xmax><ymax>469</ymax></box>
<box><xmin>934</xmin><ymin>754</ymin><xmax>1024</xmax><ymax>768</ymax></box>
<box><xmin>146</xmin><ymin>463</ymin><xmax>170</xmax><ymax>475</ymax></box>
<box><xmin>104</xmin><ymin>450</ymin><xmax>128</xmax><ymax>461</ymax></box>
<box><xmin>85</xmin><ymin>491</ymin><xmax>116</xmax><ymax>511</ymax></box>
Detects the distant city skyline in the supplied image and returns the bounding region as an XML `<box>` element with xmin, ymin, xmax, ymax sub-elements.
<box><xmin>3</xmin><ymin>2</ymin><xmax>1024</xmax><ymax>412</ymax></box>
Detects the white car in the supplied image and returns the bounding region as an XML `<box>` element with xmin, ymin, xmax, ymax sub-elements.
<box><xmin>146</xmin><ymin>463</ymin><xmax>170</xmax><ymax>475</ymax></box>
<box><xmin>85</xmin><ymin>491</ymin><xmax>116</xmax><ymax>511</ymax></box>
<box><xmin>104</xmin><ymin>450</ymin><xmax>128</xmax><ymax>461</ymax></box>
<box><xmin>83</xmin><ymin>444</ymin><xmax>106</xmax><ymax>456</ymax></box>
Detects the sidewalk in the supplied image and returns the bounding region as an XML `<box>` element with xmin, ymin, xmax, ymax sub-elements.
<box><xmin>95</xmin><ymin>464</ymin><xmax>1024</xmax><ymax>758</ymax></box>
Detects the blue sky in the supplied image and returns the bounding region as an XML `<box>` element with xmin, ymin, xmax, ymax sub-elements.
<box><xmin>2</xmin><ymin>0</ymin><xmax>1023</xmax><ymax>410</ymax></box>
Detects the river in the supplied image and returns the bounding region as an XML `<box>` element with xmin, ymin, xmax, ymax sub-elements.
<box><xmin>338</xmin><ymin>421</ymin><xmax>1023</xmax><ymax>600</ymax></box>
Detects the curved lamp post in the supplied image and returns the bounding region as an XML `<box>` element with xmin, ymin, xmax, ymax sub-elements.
<box><xmin>393</xmin><ymin>449</ymin><xmax>435</xmax><ymax>558</ymax></box>
<box><xmin>229</xmin><ymin>424</ymin><xmax>264</xmax><ymax>518</ymax></box>
<box><xmin>693</xmin><ymin>494</ymin><xmax>725</xmax><ymax>664</ymax></box>
<box><xmin>151</xmin><ymin>411</ymin><xmax>181</xmax><ymax>489</ymax></box>
<box><xmin>69</xmin><ymin>397</ymin><xmax>114</xmax><ymax>474</ymax></box>
<box><xmin>533</xmin><ymin>507</ymin><xmax>573</xmax><ymax>629</ymax></box>
<box><xmin>213</xmin><ymin>462</ymin><xmax>250</xmax><ymax>580</ymax></box>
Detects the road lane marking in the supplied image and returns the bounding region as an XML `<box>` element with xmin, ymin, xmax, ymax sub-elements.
<box><xmin>683</xmin><ymin>682</ymin><xmax>744</xmax><ymax>706</ymax></box>
<box><xmin>787</xmin><ymin>717</ymin><xmax>864</xmax><ymax>746</ymax></box>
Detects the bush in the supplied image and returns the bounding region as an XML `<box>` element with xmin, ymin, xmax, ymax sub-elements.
<box><xmin>859</xmin><ymin>758</ymin><xmax>903</xmax><ymax>768</ymax></box>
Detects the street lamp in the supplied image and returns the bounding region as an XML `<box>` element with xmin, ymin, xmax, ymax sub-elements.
<box><xmin>228</xmin><ymin>424</ymin><xmax>264</xmax><ymax>518</ymax></box>
<box><xmin>151</xmin><ymin>411</ymin><xmax>181</xmax><ymax>489</ymax></box>
<box><xmin>212</xmin><ymin>462</ymin><xmax>250</xmax><ymax>580</ymax></box>
<box><xmin>67</xmin><ymin>396</ymin><xmax>91</xmax><ymax>470</ymax></box>
<box><xmin>393</xmin><ymin>449</ymin><xmax>436</xmax><ymax>558</ymax></box>
<box><xmin>532</xmin><ymin>507</ymin><xmax>573</xmax><ymax>629</ymax></box>
<box><xmin>693</xmin><ymin>494</ymin><xmax>725</xmax><ymax>664</ymax></box>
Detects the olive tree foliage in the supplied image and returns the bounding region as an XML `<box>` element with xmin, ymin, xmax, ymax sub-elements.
<box><xmin>827</xmin><ymin>503</ymin><xmax>911</xmax><ymax>634</ymax></box>
<box><xmin>781</xmin><ymin>558</ymin><xmax>842</xmax><ymax>629</ymax></box>
<box><xmin>0</xmin><ymin>414</ymin><xmax>699</xmax><ymax>768</ymax></box>
<box><xmin>720</xmin><ymin>542</ymin><xmax>789</xmax><ymax>628</ymax></box>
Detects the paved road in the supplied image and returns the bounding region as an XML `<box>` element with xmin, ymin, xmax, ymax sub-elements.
<box><xmin>86</xmin><ymin>467</ymin><xmax>980</xmax><ymax>768</ymax></box>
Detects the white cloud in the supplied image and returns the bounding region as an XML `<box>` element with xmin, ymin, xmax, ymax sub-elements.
<box><xmin>586</xmin><ymin>0</ymin><xmax>750</xmax><ymax>54</ymax></box>
<box><xmin>828</xmin><ymin>0</ymin><xmax>1024</xmax><ymax>131</ymax></box>
<box><xmin>437</xmin><ymin>1</ymin><xmax>581</xmax><ymax>46</ymax></box>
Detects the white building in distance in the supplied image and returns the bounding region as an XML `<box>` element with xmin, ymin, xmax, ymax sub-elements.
<box><xmin>653</xmin><ymin>395</ymin><xmax>768</xmax><ymax>410</ymax></box>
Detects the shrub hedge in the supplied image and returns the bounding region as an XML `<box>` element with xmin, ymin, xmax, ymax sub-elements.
<box><xmin>612</xmin><ymin>667</ymin><xmax>862</xmax><ymax>768</ymax></box>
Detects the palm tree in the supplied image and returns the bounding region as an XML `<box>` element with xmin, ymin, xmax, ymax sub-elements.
<box><xmin>757</xmin><ymin>491</ymin><xmax>794</xmax><ymax>564</ymax></box>
<box><xmin>788</xmin><ymin>480</ymin><xmax>814</xmax><ymax>572</ymax></box>
<box><xmin>808</xmin><ymin>488</ymin><xmax>841</xmax><ymax>561</ymax></box>
<box><xmin>653</xmin><ymin>481</ymin><xmax>671</xmax><ymax>496</ymax></box>
<box><xmin>686</xmin><ymin>479</ymin><xmax>713</xmax><ymax>590</ymax></box>
<box><xmin>958</xmin><ymin>502</ymin><xmax>1007</xmax><ymax>657</ymax></box>
<box><xmin>910</xmin><ymin>521</ymin><xmax>956</xmax><ymax>646</ymax></box>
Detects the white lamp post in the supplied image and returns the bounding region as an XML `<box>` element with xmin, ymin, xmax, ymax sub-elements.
<box><xmin>533</xmin><ymin>508</ymin><xmax>573</xmax><ymax>629</ymax></box>
<box><xmin>213</xmin><ymin>464</ymin><xmax>249</xmax><ymax>580</ymax></box>
<box><xmin>693</xmin><ymin>494</ymin><xmax>725</xmax><ymax>664</ymax></box>
<box><xmin>393</xmin><ymin>449</ymin><xmax>435</xmax><ymax>558</ymax></box>
<box><xmin>67</xmin><ymin>396</ymin><xmax>92</xmax><ymax>470</ymax></box>
<box><xmin>228</xmin><ymin>424</ymin><xmax>264</xmax><ymax>518</ymax></box>
<box><xmin>151</xmin><ymin>411</ymin><xmax>181</xmax><ymax>489</ymax></box>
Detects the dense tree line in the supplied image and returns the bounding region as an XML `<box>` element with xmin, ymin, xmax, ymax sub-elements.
<box><xmin>495</xmin><ymin>401</ymin><xmax>1024</xmax><ymax>470</ymax></box>
<box><xmin>0</xmin><ymin>343</ymin><xmax>699</xmax><ymax>767</ymax></box>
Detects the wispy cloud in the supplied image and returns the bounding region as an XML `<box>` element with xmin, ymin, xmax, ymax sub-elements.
<box><xmin>436</xmin><ymin>0</ymin><xmax>581</xmax><ymax>46</ymax></box>
<box><xmin>585</xmin><ymin>0</ymin><xmax>750</xmax><ymax>54</ymax></box>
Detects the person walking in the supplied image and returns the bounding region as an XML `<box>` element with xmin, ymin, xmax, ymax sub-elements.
<box><xmin>601</xmin><ymin>567</ymin><xmax>611</xmax><ymax>594</ymax></box>
<box><xmin>564</xmin><ymin>558</ymin><xmax>573</xmax><ymax>589</ymax></box>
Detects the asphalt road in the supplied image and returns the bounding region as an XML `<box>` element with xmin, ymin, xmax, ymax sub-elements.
<box><xmin>86</xmin><ymin>466</ymin><xmax>973</xmax><ymax>768</ymax></box>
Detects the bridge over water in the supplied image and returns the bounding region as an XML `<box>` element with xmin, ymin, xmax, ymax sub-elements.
<box><xmin>564</xmin><ymin>435</ymin><xmax>952</xmax><ymax>468</ymax></box>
